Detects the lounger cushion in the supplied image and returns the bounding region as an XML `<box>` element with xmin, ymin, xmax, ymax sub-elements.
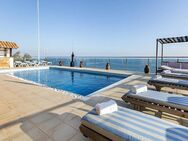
<box><xmin>160</xmin><ymin>65</ymin><xmax>172</xmax><ymax>70</ymax></box>
<box><xmin>172</xmin><ymin>69</ymin><xmax>188</xmax><ymax>74</ymax></box>
<box><xmin>161</xmin><ymin>71</ymin><xmax>188</xmax><ymax>79</ymax></box>
<box><xmin>125</xmin><ymin>90</ymin><xmax>188</xmax><ymax>111</ymax></box>
<box><xmin>81</xmin><ymin>106</ymin><xmax>188</xmax><ymax>141</ymax></box>
<box><xmin>149</xmin><ymin>77</ymin><xmax>188</xmax><ymax>87</ymax></box>
<box><xmin>160</xmin><ymin>65</ymin><xmax>188</xmax><ymax>74</ymax></box>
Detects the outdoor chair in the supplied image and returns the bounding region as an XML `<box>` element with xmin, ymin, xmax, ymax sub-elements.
<box><xmin>80</xmin><ymin>106</ymin><xmax>188</xmax><ymax>141</ymax></box>
<box><xmin>161</xmin><ymin>70</ymin><xmax>188</xmax><ymax>80</ymax></box>
<box><xmin>24</xmin><ymin>61</ymin><xmax>35</xmax><ymax>66</ymax></box>
<box><xmin>148</xmin><ymin>76</ymin><xmax>188</xmax><ymax>91</ymax></box>
<box><xmin>14</xmin><ymin>61</ymin><xmax>27</xmax><ymax>67</ymax></box>
<box><xmin>160</xmin><ymin>65</ymin><xmax>188</xmax><ymax>74</ymax></box>
<box><xmin>122</xmin><ymin>89</ymin><xmax>188</xmax><ymax>119</ymax></box>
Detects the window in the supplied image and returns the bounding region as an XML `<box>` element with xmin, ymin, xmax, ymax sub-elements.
<box><xmin>0</xmin><ymin>48</ymin><xmax>5</xmax><ymax>57</ymax></box>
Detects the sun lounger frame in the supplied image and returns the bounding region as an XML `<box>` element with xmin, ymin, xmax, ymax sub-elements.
<box><xmin>80</xmin><ymin>106</ymin><xmax>188</xmax><ymax>140</ymax></box>
<box><xmin>80</xmin><ymin>124</ymin><xmax>110</xmax><ymax>141</ymax></box>
<box><xmin>122</xmin><ymin>94</ymin><xmax>188</xmax><ymax>119</ymax></box>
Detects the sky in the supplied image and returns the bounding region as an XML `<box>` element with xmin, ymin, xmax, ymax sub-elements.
<box><xmin>0</xmin><ymin>0</ymin><xmax>188</xmax><ymax>57</ymax></box>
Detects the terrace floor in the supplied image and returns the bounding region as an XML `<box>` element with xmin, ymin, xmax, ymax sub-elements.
<box><xmin>0</xmin><ymin>67</ymin><xmax>188</xmax><ymax>141</ymax></box>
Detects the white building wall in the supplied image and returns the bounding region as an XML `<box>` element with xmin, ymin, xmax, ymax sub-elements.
<box><xmin>0</xmin><ymin>48</ymin><xmax>14</xmax><ymax>68</ymax></box>
<box><xmin>9</xmin><ymin>57</ymin><xmax>14</xmax><ymax>68</ymax></box>
<box><xmin>6</xmin><ymin>49</ymin><xmax>10</xmax><ymax>57</ymax></box>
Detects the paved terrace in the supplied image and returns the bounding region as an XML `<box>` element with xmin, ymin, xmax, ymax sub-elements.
<box><xmin>0</xmin><ymin>66</ymin><xmax>188</xmax><ymax>141</ymax></box>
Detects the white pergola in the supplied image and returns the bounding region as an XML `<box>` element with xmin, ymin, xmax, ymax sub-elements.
<box><xmin>155</xmin><ymin>36</ymin><xmax>188</xmax><ymax>74</ymax></box>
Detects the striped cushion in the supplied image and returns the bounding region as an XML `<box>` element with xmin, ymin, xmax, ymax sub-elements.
<box><xmin>126</xmin><ymin>90</ymin><xmax>188</xmax><ymax>110</ymax></box>
<box><xmin>150</xmin><ymin>77</ymin><xmax>188</xmax><ymax>87</ymax></box>
<box><xmin>81</xmin><ymin>107</ymin><xmax>188</xmax><ymax>141</ymax></box>
<box><xmin>172</xmin><ymin>69</ymin><xmax>188</xmax><ymax>74</ymax></box>
<box><xmin>161</xmin><ymin>71</ymin><xmax>188</xmax><ymax>79</ymax></box>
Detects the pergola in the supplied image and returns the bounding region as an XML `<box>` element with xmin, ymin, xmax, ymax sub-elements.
<box><xmin>0</xmin><ymin>41</ymin><xmax>19</xmax><ymax>57</ymax></box>
<box><xmin>0</xmin><ymin>41</ymin><xmax>19</xmax><ymax>68</ymax></box>
<box><xmin>155</xmin><ymin>36</ymin><xmax>188</xmax><ymax>74</ymax></box>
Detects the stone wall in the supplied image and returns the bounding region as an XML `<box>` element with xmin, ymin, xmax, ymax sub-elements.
<box><xmin>0</xmin><ymin>57</ymin><xmax>14</xmax><ymax>68</ymax></box>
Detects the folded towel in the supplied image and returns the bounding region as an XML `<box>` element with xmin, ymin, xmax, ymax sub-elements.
<box><xmin>152</xmin><ymin>75</ymin><xmax>162</xmax><ymax>80</ymax></box>
<box><xmin>131</xmin><ymin>84</ymin><xmax>147</xmax><ymax>94</ymax></box>
<box><xmin>162</xmin><ymin>70</ymin><xmax>171</xmax><ymax>74</ymax></box>
<box><xmin>95</xmin><ymin>100</ymin><xmax>118</xmax><ymax>115</ymax></box>
<box><xmin>160</xmin><ymin>65</ymin><xmax>172</xmax><ymax>70</ymax></box>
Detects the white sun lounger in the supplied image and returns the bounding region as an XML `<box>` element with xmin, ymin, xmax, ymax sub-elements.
<box><xmin>160</xmin><ymin>65</ymin><xmax>188</xmax><ymax>74</ymax></box>
<box><xmin>14</xmin><ymin>61</ymin><xmax>28</xmax><ymax>67</ymax></box>
<box><xmin>80</xmin><ymin>106</ymin><xmax>188</xmax><ymax>141</ymax></box>
<box><xmin>161</xmin><ymin>70</ymin><xmax>188</xmax><ymax>79</ymax></box>
<box><xmin>24</xmin><ymin>61</ymin><xmax>36</xmax><ymax>66</ymax></box>
<box><xmin>122</xmin><ymin>90</ymin><xmax>188</xmax><ymax>118</ymax></box>
<box><xmin>148</xmin><ymin>76</ymin><xmax>188</xmax><ymax>91</ymax></box>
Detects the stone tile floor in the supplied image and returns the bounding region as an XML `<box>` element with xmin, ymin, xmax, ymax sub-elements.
<box><xmin>0</xmin><ymin>71</ymin><xmax>188</xmax><ymax>141</ymax></box>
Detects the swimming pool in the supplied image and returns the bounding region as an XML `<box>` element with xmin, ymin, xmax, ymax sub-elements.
<box><xmin>11</xmin><ymin>68</ymin><xmax>126</xmax><ymax>96</ymax></box>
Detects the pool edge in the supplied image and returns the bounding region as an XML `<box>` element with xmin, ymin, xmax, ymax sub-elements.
<box><xmin>2</xmin><ymin>66</ymin><xmax>137</xmax><ymax>100</ymax></box>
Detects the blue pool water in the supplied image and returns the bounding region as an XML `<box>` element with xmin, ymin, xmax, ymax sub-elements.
<box><xmin>12</xmin><ymin>68</ymin><xmax>126</xmax><ymax>96</ymax></box>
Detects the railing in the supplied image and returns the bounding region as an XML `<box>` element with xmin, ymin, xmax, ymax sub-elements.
<box><xmin>40</xmin><ymin>57</ymin><xmax>188</xmax><ymax>73</ymax></box>
<box><xmin>46</xmin><ymin>57</ymin><xmax>157</xmax><ymax>73</ymax></box>
<box><xmin>162</xmin><ymin>60</ymin><xmax>188</xmax><ymax>69</ymax></box>
<box><xmin>25</xmin><ymin>56</ymin><xmax>188</xmax><ymax>75</ymax></box>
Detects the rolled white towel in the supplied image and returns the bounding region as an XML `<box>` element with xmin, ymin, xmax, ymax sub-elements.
<box><xmin>95</xmin><ymin>100</ymin><xmax>118</xmax><ymax>115</ymax></box>
<box><xmin>152</xmin><ymin>75</ymin><xmax>162</xmax><ymax>80</ymax></box>
<box><xmin>160</xmin><ymin>65</ymin><xmax>172</xmax><ymax>70</ymax></box>
<box><xmin>131</xmin><ymin>84</ymin><xmax>147</xmax><ymax>94</ymax></box>
<box><xmin>162</xmin><ymin>70</ymin><xmax>171</xmax><ymax>74</ymax></box>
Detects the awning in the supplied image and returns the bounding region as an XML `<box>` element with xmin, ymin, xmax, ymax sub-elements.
<box><xmin>0</xmin><ymin>41</ymin><xmax>19</xmax><ymax>49</ymax></box>
<box><xmin>157</xmin><ymin>36</ymin><xmax>188</xmax><ymax>44</ymax></box>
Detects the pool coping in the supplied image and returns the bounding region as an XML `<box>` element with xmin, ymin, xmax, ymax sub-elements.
<box><xmin>84</xmin><ymin>74</ymin><xmax>140</xmax><ymax>100</ymax></box>
<box><xmin>50</xmin><ymin>66</ymin><xmax>133</xmax><ymax>77</ymax></box>
<box><xmin>0</xmin><ymin>66</ymin><xmax>139</xmax><ymax>100</ymax></box>
<box><xmin>0</xmin><ymin>66</ymin><xmax>49</xmax><ymax>73</ymax></box>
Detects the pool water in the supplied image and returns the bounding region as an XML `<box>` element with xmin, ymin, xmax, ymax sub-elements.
<box><xmin>12</xmin><ymin>68</ymin><xmax>126</xmax><ymax>96</ymax></box>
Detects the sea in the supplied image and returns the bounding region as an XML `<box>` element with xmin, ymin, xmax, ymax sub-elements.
<box><xmin>41</xmin><ymin>56</ymin><xmax>188</xmax><ymax>74</ymax></box>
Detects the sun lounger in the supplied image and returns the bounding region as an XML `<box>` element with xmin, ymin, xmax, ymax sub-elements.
<box><xmin>14</xmin><ymin>61</ymin><xmax>28</xmax><ymax>67</ymax></box>
<box><xmin>161</xmin><ymin>70</ymin><xmax>188</xmax><ymax>79</ymax></box>
<box><xmin>33</xmin><ymin>61</ymin><xmax>43</xmax><ymax>66</ymax></box>
<box><xmin>41</xmin><ymin>60</ymin><xmax>47</xmax><ymax>66</ymax></box>
<box><xmin>148</xmin><ymin>76</ymin><xmax>188</xmax><ymax>91</ymax></box>
<box><xmin>37</xmin><ymin>60</ymin><xmax>51</xmax><ymax>66</ymax></box>
<box><xmin>160</xmin><ymin>65</ymin><xmax>188</xmax><ymax>74</ymax></box>
<box><xmin>122</xmin><ymin>90</ymin><xmax>188</xmax><ymax>118</ymax></box>
<box><xmin>47</xmin><ymin>61</ymin><xmax>52</xmax><ymax>65</ymax></box>
<box><xmin>24</xmin><ymin>61</ymin><xmax>36</xmax><ymax>66</ymax></box>
<box><xmin>31</xmin><ymin>60</ymin><xmax>39</xmax><ymax>66</ymax></box>
<box><xmin>172</xmin><ymin>69</ymin><xmax>188</xmax><ymax>74</ymax></box>
<box><xmin>80</xmin><ymin>106</ymin><xmax>188</xmax><ymax>141</ymax></box>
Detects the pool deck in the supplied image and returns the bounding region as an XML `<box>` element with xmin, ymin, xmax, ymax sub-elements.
<box><xmin>0</xmin><ymin>66</ymin><xmax>188</xmax><ymax>141</ymax></box>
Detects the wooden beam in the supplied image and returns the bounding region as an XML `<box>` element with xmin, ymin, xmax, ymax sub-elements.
<box><xmin>155</xmin><ymin>39</ymin><xmax>159</xmax><ymax>74</ymax></box>
<box><xmin>161</xmin><ymin>44</ymin><xmax>163</xmax><ymax>65</ymax></box>
<box><xmin>10</xmin><ymin>48</ymin><xmax>12</xmax><ymax>57</ymax></box>
<box><xmin>80</xmin><ymin>125</ymin><xmax>110</xmax><ymax>141</ymax></box>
